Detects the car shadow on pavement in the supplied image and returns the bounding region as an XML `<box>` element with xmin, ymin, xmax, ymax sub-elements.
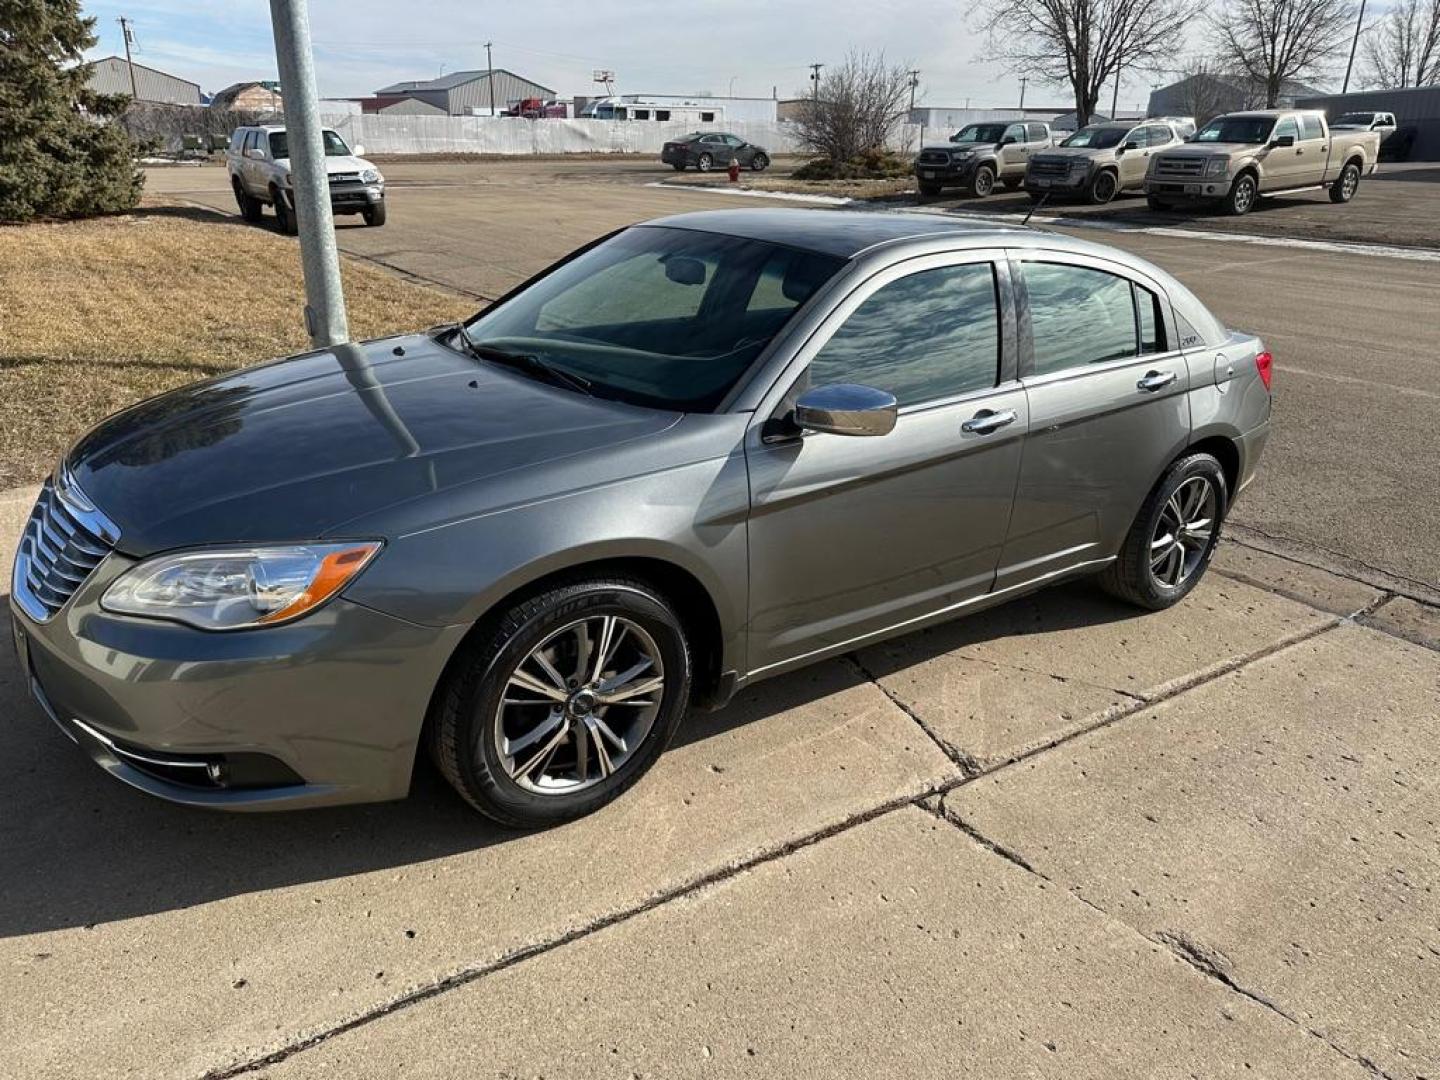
<box><xmin>0</xmin><ymin>579</ymin><xmax>1136</xmax><ymax>939</ymax></box>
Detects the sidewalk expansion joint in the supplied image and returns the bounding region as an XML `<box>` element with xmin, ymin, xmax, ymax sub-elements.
<box><xmin>1225</xmin><ymin>525</ymin><xmax>1439</xmax><ymax>606</ymax></box>
<box><xmin>844</xmin><ymin>654</ymin><xmax>982</xmax><ymax>777</ymax></box>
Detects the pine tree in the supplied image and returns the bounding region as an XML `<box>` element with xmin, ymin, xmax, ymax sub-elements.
<box><xmin>0</xmin><ymin>0</ymin><xmax>143</xmax><ymax>222</ymax></box>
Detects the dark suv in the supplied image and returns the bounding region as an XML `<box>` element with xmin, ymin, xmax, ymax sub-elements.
<box><xmin>661</xmin><ymin>132</ymin><xmax>770</xmax><ymax>173</ymax></box>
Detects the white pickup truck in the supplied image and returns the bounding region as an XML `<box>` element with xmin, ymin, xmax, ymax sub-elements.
<box><xmin>226</xmin><ymin>124</ymin><xmax>386</xmax><ymax>233</ymax></box>
<box><xmin>1144</xmin><ymin>109</ymin><xmax>1380</xmax><ymax>216</ymax></box>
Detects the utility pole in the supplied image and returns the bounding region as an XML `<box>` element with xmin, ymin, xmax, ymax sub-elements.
<box><xmin>1018</xmin><ymin>76</ymin><xmax>1028</xmax><ymax>109</ymax></box>
<box><xmin>485</xmin><ymin>42</ymin><xmax>496</xmax><ymax>116</ymax></box>
<box><xmin>118</xmin><ymin>17</ymin><xmax>139</xmax><ymax>100</ymax></box>
<box><xmin>809</xmin><ymin>62</ymin><xmax>824</xmax><ymax>113</ymax></box>
<box><xmin>907</xmin><ymin>69</ymin><xmax>921</xmax><ymax>112</ymax></box>
<box><xmin>1342</xmin><ymin>0</ymin><xmax>1367</xmax><ymax>92</ymax></box>
<box><xmin>1110</xmin><ymin>55</ymin><xmax>1123</xmax><ymax>119</ymax></box>
<box><xmin>267</xmin><ymin>0</ymin><xmax>349</xmax><ymax>347</ymax></box>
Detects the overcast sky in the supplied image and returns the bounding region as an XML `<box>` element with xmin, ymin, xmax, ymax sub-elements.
<box><xmin>80</xmin><ymin>0</ymin><xmax>1181</xmax><ymax>112</ymax></box>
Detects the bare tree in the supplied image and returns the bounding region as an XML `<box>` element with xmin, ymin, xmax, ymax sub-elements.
<box><xmin>793</xmin><ymin>50</ymin><xmax>915</xmax><ymax>162</ymax></box>
<box><xmin>1362</xmin><ymin>0</ymin><xmax>1440</xmax><ymax>85</ymax></box>
<box><xmin>1212</xmin><ymin>0</ymin><xmax>1356</xmax><ymax>106</ymax></box>
<box><xmin>972</xmin><ymin>0</ymin><xmax>1194</xmax><ymax>129</ymax></box>
<box><xmin>1167</xmin><ymin>60</ymin><xmax>1239</xmax><ymax>123</ymax></box>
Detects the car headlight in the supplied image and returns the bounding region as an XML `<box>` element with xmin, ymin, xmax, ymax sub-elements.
<box><xmin>361</xmin><ymin>168</ymin><xmax>381</xmax><ymax>184</ymax></box>
<box><xmin>951</xmin><ymin>149</ymin><xmax>975</xmax><ymax>160</ymax></box>
<box><xmin>1205</xmin><ymin>157</ymin><xmax>1229</xmax><ymax>177</ymax></box>
<box><xmin>102</xmin><ymin>542</ymin><xmax>382</xmax><ymax>631</ymax></box>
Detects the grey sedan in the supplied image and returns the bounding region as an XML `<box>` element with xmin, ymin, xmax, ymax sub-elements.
<box><xmin>11</xmin><ymin>210</ymin><xmax>1272</xmax><ymax>827</ymax></box>
<box><xmin>661</xmin><ymin>132</ymin><xmax>770</xmax><ymax>172</ymax></box>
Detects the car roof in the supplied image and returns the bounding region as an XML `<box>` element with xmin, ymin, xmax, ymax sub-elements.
<box><xmin>642</xmin><ymin>208</ymin><xmax>1027</xmax><ymax>259</ymax></box>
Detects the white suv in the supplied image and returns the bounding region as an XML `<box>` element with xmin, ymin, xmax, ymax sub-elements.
<box><xmin>227</xmin><ymin>125</ymin><xmax>386</xmax><ymax>232</ymax></box>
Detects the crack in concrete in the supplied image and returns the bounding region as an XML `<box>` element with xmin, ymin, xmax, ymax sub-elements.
<box><xmin>844</xmin><ymin>654</ymin><xmax>983</xmax><ymax>777</ymax></box>
<box><xmin>1226</xmin><ymin>526</ymin><xmax>1439</xmax><ymax>606</ymax></box>
<box><xmin>201</xmin><ymin>609</ymin><xmax>1365</xmax><ymax>1079</ymax></box>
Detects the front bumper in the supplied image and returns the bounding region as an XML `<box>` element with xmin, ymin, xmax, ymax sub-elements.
<box><xmin>914</xmin><ymin>157</ymin><xmax>979</xmax><ymax>183</ymax></box>
<box><xmin>280</xmin><ymin>184</ymin><xmax>385</xmax><ymax>214</ymax></box>
<box><xmin>1024</xmin><ymin>169</ymin><xmax>1091</xmax><ymax>194</ymax></box>
<box><xmin>1145</xmin><ymin>177</ymin><xmax>1230</xmax><ymax>200</ymax></box>
<box><xmin>11</xmin><ymin>552</ymin><xmax>466</xmax><ymax>811</ymax></box>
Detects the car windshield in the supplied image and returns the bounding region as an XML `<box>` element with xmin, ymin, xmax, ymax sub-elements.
<box><xmin>267</xmin><ymin>130</ymin><xmax>351</xmax><ymax>159</ymax></box>
<box><xmin>460</xmin><ymin>227</ymin><xmax>844</xmax><ymax>411</ymax></box>
<box><xmin>1061</xmin><ymin>126</ymin><xmax>1128</xmax><ymax>149</ymax></box>
<box><xmin>1194</xmin><ymin>117</ymin><xmax>1275</xmax><ymax>144</ymax></box>
<box><xmin>1333</xmin><ymin>113</ymin><xmax>1375</xmax><ymax>126</ymax></box>
<box><xmin>950</xmin><ymin>124</ymin><xmax>1007</xmax><ymax>144</ymax></box>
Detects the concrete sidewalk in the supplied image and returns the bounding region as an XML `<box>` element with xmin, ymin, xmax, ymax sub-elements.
<box><xmin>1</xmin><ymin>482</ymin><xmax>1436</xmax><ymax>1080</ymax></box>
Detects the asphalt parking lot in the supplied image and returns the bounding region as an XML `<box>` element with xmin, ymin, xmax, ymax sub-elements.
<box><xmin>3</xmin><ymin>160</ymin><xmax>1437</xmax><ymax>1080</ymax></box>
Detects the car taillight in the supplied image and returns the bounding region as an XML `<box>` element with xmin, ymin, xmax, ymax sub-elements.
<box><xmin>1255</xmin><ymin>350</ymin><xmax>1273</xmax><ymax>391</ymax></box>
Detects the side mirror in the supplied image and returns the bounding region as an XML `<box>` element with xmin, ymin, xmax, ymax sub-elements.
<box><xmin>244</xmin><ymin>147</ymin><xmax>265</xmax><ymax>159</ymax></box>
<box><xmin>1000</xmin><ymin>136</ymin><xmax>1017</xmax><ymax>145</ymax></box>
<box><xmin>793</xmin><ymin>384</ymin><xmax>897</xmax><ymax>437</ymax></box>
<box><xmin>1123</xmin><ymin>140</ymin><xmax>1139</xmax><ymax>151</ymax></box>
<box><xmin>353</xmin><ymin>144</ymin><xmax>365</xmax><ymax>156</ymax></box>
<box><xmin>1271</xmin><ymin>134</ymin><xmax>1295</xmax><ymax>148</ymax></box>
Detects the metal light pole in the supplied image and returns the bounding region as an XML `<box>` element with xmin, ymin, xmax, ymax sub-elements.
<box><xmin>1343</xmin><ymin>0</ymin><xmax>1368</xmax><ymax>92</ymax></box>
<box><xmin>268</xmin><ymin>0</ymin><xmax>349</xmax><ymax>347</ymax></box>
<box><xmin>486</xmin><ymin>42</ymin><xmax>496</xmax><ymax>116</ymax></box>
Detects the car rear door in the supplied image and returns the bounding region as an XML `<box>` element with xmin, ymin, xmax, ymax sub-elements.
<box><xmin>1000</xmin><ymin>123</ymin><xmax>1030</xmax><ymax>174</ymax></box>
<box><xmin>744</xmin><ymin>250</ymin><xmax>1027</xmax><ymax>676</ymax></box>
<box><xmin>1295</xmin><ymin>114</ymin><xmax>1330</xmax><ymax>184</ymax></box>
<box><xmin>996</xmin><ymin>251</ymin><xmax>1191</xmax><ymax>590</ymax></box>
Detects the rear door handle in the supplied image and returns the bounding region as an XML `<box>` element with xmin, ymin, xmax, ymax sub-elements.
<box><xmin>961</xmin><ymin>409</ymin><xmax>1017</xmax><ymax>435</ymax></box>
<box><xmin>1137</xmin><ymin>370</ymin><xmax>1178</xmax><ymax>392</ymax></box>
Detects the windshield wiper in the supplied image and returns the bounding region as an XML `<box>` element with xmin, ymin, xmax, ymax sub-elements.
<box><xmin>452</xmin><ymin>329</ymin><xmax>593</xmax><ymax>396</ymax></box>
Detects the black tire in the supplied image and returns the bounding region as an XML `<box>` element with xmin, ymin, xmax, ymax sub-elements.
<box><xmin>968</xmin><ymin>164</ymin><xmax>996</xmax><ymax>197</ymax></box>
<box><xmin>750</xmin><ymin>152</ymin><xmax>769</xmax><ymax>172</ymax></box>
<box><xmin>363</xmin><ymin>201</ymin><xmax>387</xmax><ymax>227</ymax></box>
<box><xmin>1003</xmin><ymin>177</ymin><xmax>1024</xmax><ymax>191</ymax></box>
<box><xmin>271</xmin><ymin>188</ymin><xmax>298</xmax><ymax>234</ymax></box>
<box><xmin>428</xmin><ymin>575</ymin><xmax>693</xmax><ymax>828</ymax></box>
<box><xmin>1221</xmin><ymin>172</ymin><xmax>1257</xmax><ymax>216</ymax></box>
<box><xmin>696</xmin><ymin>152</ymin><xmax>713</xmax><ymax>172</ymax></box>
<box><xmin>1146</xmin><ymin>194</ymin><xmax>1173</xmax><ymax>211</ymax></box>
<box><xmin>671</xmin><ymin>162</ymin><xmax>686</xmax><ymax>172</ymax></box>
<box><xmin>233</xmin><ymin>179</ymin><xmax>262</xmax><ymax>223</ymax></box>
<box><xmin>1085</xmin><ymin>169</ymin><xmax>1119</xmax><ymax>205</ymax></box>
<box><xmin>918</xmin><ymin>181</ymin><xmax>942</xmax><ymax>197</ymax></box>
<box><xmin>1329</xmin><ymin>161</ymin><xmax>1360</xmax><ymax>203</ymax></box>
<box><xmin>1099</xmin><ymin>453</ymin><xmax>1228</xmax><ymax>611</ymax></box>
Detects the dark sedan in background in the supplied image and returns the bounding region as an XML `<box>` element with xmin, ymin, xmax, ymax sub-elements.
<box><xmin>661</xmin><ymin>132</ymin><xmax>770</xmax><ymax>172</ymax></box>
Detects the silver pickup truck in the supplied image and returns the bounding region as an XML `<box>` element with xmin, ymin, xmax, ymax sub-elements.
<box><xmin>1145</xmin><ymin>110</ymin><xmax>1380</xmax><ymax>216</ymax></box>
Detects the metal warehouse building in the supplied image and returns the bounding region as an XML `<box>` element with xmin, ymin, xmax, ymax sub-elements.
<box><xmin>375</xmin><ymin>69</ymin><xmax>555</xmax><ymax>116</ymax></box>
<box><xmin>1297</xmin><ymin>85</ymin><xmax>1440</xmax><ymax>161</ymax></box>
<box><xmin>86</xmin><ymin>56</ymin><xmax>201</xmax><ymax>105</ymax></box>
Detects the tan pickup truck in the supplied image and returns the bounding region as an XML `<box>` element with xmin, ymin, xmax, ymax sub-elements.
<box><xmin>1144</xmin><ymin>110</ymin><xmax>1380</xmax><ymax>216</ymax></box>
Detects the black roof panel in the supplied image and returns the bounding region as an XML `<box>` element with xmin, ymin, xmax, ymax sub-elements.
<box><xmin>641</xmin><ymin>208</ymin><xmax>1023</xmax><ymax>258</ymax></box>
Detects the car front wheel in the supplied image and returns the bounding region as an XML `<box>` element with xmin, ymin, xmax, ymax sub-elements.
<box><xmin>1222</xmin><ymin>173</ymin><xmax>1257</xmax><ymax>216</ymax></box>
<box><xmin>750</xmin><ymin>152</ymin><xmax>769</xmax><ymax>171</ymax></box>
<box><xmin>429</xmin><ymin>576</ymin><xmax>692</xmax><ymax>827</ymax></box>
<box><xmin>363</xmin><ymin>201</ymin><xmax>387</xmax><ymax>227</ymax></box>
<box><xmin>1099</xmin><ymin>453</ymin><xmax>1227</xmax><ymax>611</ymax></box>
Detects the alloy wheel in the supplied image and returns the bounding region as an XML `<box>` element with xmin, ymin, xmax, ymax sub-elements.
<box><xmin>1233</xmin><ymin>177</ymin><xmax>1255</xmax><ymax>214</ymax></box>
<box><xmin>493</xmin><ymin>615</ymin><xmax>665</xmax><ymax>795</ymax></box>
<box><xmin>1149</xmin><ymin>476</ymin><xmax>1217</xmax><ymax>588</ymax></box>
<box><xmin>974</xmin><ymin>169</ymin><xmax>994</xmax><ymax>196</ymax></box>
<box><xmin>1342</xmin><ymin>167</ymin><xmax>1358</xmax><ymax>200</ymax></box>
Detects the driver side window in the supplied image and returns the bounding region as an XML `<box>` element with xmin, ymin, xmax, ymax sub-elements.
<box><xmin>808</xmin><ymin>263</ymin><xmax>1000</xmax><ymax>407</ymax></box>
<box><xmin>1274</xmin><ymin>117</ymin><xmax>1299</xmax><ymax>141</ymax></box>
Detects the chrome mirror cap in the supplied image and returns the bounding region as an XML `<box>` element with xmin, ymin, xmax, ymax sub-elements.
<box><xmin>794</xmin><ymin>383</ymin><xmax>898</xmax><ymax>437</ymax></box>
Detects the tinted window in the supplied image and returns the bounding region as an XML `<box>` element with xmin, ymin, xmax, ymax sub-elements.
<box><xmin>1195</xmin><ymin>117</ymin><xmax>1274</xmax><ymax>144</ymax></box>
<box><xmin>655</xmin><ymin>110</ymin><xmax>670</xmax><ymax>121</ymax></box>
<box><xmin>1274</xmin><ymin>117</ymin><xmax>1299</xmax><ymax>141</ymax></box>
<box><xmin>1025</xmin><ymin>262</ymin><xmax>1138</xmax><ymax>374</ymax></box>
<box><xmin>1136</xmin><ymin>284</ymin><xmax>1165</xmax><ymax>354</ymax></box>
<box><xmin>1003</xmin><ymin>124</ymin><xmax>1026</xmax><ymax>143</ymax></box>
<box><xmin>268</xmin><ymin>129</ymin><xmax>350</xmax><ymax>159</ymax></box>
<box><xmin>464</xmin><ymin>227</ymin><xmax>843</xmax><ymax>411</ymax></box>
<box><xmin>1062</xmin><ymin>126</ymin><xmax>1127</xmax><ymax>149</ymax></box>
<box><xmin>1299</xmin><ymin>115</ymin><xmax>1324</xmax><ymax>140</ymax></box>
<box><xmin>809</xmin><ymin>263</ymin><xmax>999</xmax><ymax>407</ymax></box>
<box><xmin>1028</xmin><ymin>123</ymin><xmax>1048</xmax><ymax>141</ymax></box>
<box><xmin>634</xmin><ymin>109</ymin><xmax>650</xmax><ymax>120</ymax></box>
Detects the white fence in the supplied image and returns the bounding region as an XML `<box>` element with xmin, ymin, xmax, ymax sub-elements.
<box><xmin>319</xmin><ymin>114</ymin><xmax>924</xmax><ymax>157</ymax></box>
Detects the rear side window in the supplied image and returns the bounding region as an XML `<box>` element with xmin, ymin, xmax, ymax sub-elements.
<box><xmin>1028</xmin><ymin>123</ymin><xmax>1048</xmax><ymax>141</ymax></box>
<box><xmin>809</xmin><ymin>263</ymin><xmax>999</xmax><ymax>407</ymax></box>
<box><xmin>1300</xmin><ymin>115</ymin><xmax>1324</xmax><ymax>140</ymax></box>
<box><xmin>1024</xmin><ymin>262</ymin><xmax>1137</xmax><ymax>374</ymax></box>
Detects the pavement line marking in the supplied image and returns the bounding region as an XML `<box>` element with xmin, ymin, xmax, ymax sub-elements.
<box><xmin>646</xmin><ymin>181</ymin><xmax>853</xmax><ymax>205</ymax></box>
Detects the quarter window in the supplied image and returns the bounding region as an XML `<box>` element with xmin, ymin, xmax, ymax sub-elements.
<box><xmin>1024</xmin><ymin>262</ymin><xmax>1138</xmax><ymax>374</ymax></box>
<box><xmin>809</xmin><ymin>263</ymin><xmax>1000</xmax><ymax>407</ymax></box>
<box><xmin>1136</xmin><ymin>284</ymin><xmax>1165</xmax><ymax>354</ymax></box>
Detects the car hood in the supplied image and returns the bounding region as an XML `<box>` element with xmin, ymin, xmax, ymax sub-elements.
<box><xmin>1155</xmin><ymin>142</ymin><xmax>1256</xmax><ymax>157</ymax></box>
<box><xmin>66</xmin><ymin>332</ymin><xmax>681</xmax><ymax>556</ymax></box>
<box><xmin>1031</xmin><ymin>146</ymin><xmax>1112</xmax><ymax>161</ymax></box>
<box><xmin>921</xmin><ymin>143</ymin><xmax>985</xmax><ymax>153</ymax></box>
<box><xmin>274</xmin><ymin>154</ymin><xmax>376</xmax><ymax>175</ymax></box>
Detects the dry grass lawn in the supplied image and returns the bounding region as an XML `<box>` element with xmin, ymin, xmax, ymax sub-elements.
<box><xmin>0</xmin><ymin>202</ymin><xmax>474</xmax><ymax>489</ymax></box>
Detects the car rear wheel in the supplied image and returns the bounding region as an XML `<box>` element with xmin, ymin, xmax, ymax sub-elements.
<box><xmin>1099</xmin><ymin>453</ymin><xmax>1227</xmax><ymax>611</ymax></box>
<box><xmin>271</xmin><ymin>187</ymin><xmax>298</xmax><ymax>234</ymax></box>
<box><xmin>363</xmin><ymin>201</ymin><xmax>386</xmax><ymax>227</ymax></box>
<box><xmin>1222</xmin><ymin>173</ymin><xmax>1257</xmax><ymax>216</ymax></box>
<box><xmin>1329</xmin><ymin>162</ymin><xmax>1360</xmax><ymax>203</ymax></box>
<box><xmin>233</xmin><ymin>179</ymin><xmax>262</xmax><ymax>223</ymax></box>
<box><xmin>1086</xmin><ymin>169</ymin><xmax>1118</xmax><ymax>204</ymax></box>
<box><xmin>918</xmin><ymin>181</ymin><xmax>942</xmax><ymax>197</ymax></box>
<box><xmin>968</xmin><ymin>164</ymin><xmax>996</xmax><ymax>197</ymax></box>
<box><xmin>428</xmin><ymin>575</ymin><xmax>692</xmax><ymax>827</ymax></box>
<box><xmin>750</xmin><ymin>152</ymin><xmax>769</xmax><ymax>171</ymax></box>
<box><xmin>696</xmin><ymin>152</ymin><xmax>714</xmax><ymax>172</ymax></box>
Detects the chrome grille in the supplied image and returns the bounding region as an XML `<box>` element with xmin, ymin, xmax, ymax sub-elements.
<box><xmin>1154</xmin><ymin>156</ymin><xmax>1204</xmax><ymax>177</ymax></box>
<box><xmin>1028</xmin><ymin>156</ymin><xmax>1075</xmax><ymax>179</ymax></box>
<box><xmin>917</xmin><ymin>150</ymin><xmax>950</xmax><ymax>166</ymax></box>
<box><xmin>328</xmin><ymin>172</ymin><xmax>361</xmax><ymax>184</ymax></box>
<box><xmin>12</xmin><ymin>474</ymin><xmax>119</xmax><ymax>622</ymax></box>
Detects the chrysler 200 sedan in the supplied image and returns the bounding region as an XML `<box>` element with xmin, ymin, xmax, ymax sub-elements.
<box><xmin>11</xmin><ymin>209</ymin><xmax>1272</xmax><ymax>827</ymax></box>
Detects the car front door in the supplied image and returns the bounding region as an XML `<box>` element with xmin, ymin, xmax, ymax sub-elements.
<box><xmin>723</xmin><ymin>134</ymin><xmax>754</xmax><ymax>165</ymax></box>
<box><xmin>1261</xmin><ymin>115</ymin><xmax>1302</xmax><ymax>190</ymax></box>
<box><xmin>996</xmin><ymin>252</ymin><xmax>1191</xmax><ymax>590</ymax></box>
<box><xmin>743</xmin><ymin>251</ymin><xmax>1027</xmax><ymax>677</ymax></box>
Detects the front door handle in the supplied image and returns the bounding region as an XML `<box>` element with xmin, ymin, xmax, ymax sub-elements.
<box><xmin>1136</xmin><ymin>370</ymin><xmax>1178</xmax><ymax>392</ymax></box>
<box><xmin>961</xmin><ymin>408</ymin><xmax>1017</xmax><ymax>435</ymax></box>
